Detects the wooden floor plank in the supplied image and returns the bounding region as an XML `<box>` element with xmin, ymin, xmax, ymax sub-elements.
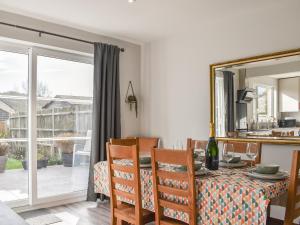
<box><xmin>18</xmin><ymin>200</ymin><xmax>282</xmax><ymax>225</ymax></box>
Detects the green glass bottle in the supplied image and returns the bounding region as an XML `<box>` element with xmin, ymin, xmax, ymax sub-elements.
<box><xmin>205</xmin><ymin>123</ymin><xmax>219</xmax><ymax>170</ymax></box>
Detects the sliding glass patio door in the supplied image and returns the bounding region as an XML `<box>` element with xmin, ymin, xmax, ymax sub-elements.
<box><xmin>35</xmin><ymin>50</ymin><xmax>93</xmax><ymax>200</ymax></box>
<box><xmin>0</xmin><ymin>41</ymin><xmax>93</xmax><ymax>207</ymax></box>
<box><xmin>0</xmin><ymin>44</ymin><xmax>29</xmax><ymax>207</ymax></box>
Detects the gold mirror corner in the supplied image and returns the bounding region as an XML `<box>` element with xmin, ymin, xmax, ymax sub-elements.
<box><xmin>210</xmin><ymin>48</ymin><xmax>300</xmax><ymax>145</ymax></box>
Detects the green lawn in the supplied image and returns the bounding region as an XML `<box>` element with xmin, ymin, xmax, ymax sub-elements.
<box><xmin>5</xmin><ymin>158</ymin><xmax>23</xmax><ymax>170</ymax></box>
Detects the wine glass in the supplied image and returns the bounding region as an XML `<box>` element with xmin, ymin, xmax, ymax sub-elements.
<box><xmin>173</xmin><ymin>140</ymin><xmax>184</xmax><ymax>150</ymax></box>
<box><xmin>193</xmin><ymin>141</ymin><xmax>205</xmax><ymax>163</ymax></box>
<box><xmin>246</xmin><ymin>143</ymin><xmax>258</xmax><ymax>168</ymax></box>
<box><xmin>222</xmin><ymin>143</ymin><xmax>235</xmax><ymax>169</ymax></box>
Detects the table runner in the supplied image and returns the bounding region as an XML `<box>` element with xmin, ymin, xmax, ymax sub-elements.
<box><xmin>94</xmin><ymin>161</ymin><xmax>288</xmax><ymax>225</ymax></box>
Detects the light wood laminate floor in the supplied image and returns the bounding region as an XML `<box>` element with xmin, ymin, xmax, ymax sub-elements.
<box><xmin>19</xmin><ymin>201</ymin><xmax>154</xmax><ymax>225</ymax></box>
<box><xmin>18</xmin><ymin>201</ymin><xmax>281</xmax><ymax>225</ymax></box>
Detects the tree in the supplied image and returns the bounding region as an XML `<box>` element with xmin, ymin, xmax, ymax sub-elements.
<box><xmin>21</xmin><ymin>81</ymin><xmax>52</xmax><ymax>97</ymax></box>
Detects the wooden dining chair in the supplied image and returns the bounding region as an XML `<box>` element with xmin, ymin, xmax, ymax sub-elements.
<box><xmin>224</xmin><ymin>141</ymin><xmax>262</xmax><ymax>165</ymax></box>
<box><xmin>271</xmin><ymin>130</ymin><xmax>294</xmax><ymax>137</ymax></box>
<box><xmin>151</xmin><ymin>147</ymin><xmax>197</xmax><ymax>225</ymax></box>
<box><xmin>127</xmin><ymin>137</ymin><xmax>159</xmax><ymax>155</ymax></box>
<box><xmin>107</xmin><ymin>143</ymin><xmax>155</xmax><ymax>225</ymax></box>
<box><xmin>284</xmin><ymin>150</ymin><xmax>300</xmax><ymax>225</ymax></box>
<box><xmin>186</xmin><ymin>138</ymin><xmax>208</xmax><ymax>150</ymax></box>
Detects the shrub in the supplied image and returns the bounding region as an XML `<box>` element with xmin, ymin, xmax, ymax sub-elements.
<box><xmin>0</xmin><ymin>143</ymin><xmax>10</xmax><ymax>156</ymax></box>
<box><xmin>9</xmin><ymin>144</ymin><xmax>26</xmax><ymax>160</ymax></box>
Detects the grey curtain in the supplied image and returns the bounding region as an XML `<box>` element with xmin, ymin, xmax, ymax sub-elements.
<box><xmin>223</xmin><ymin>71</ymin><xmax>235</xmax><ymax>132</ymax></box>
<box><xmin>87</xmin><ymin>43</ymin><xmax>121</xmax><ymax>201</ymax></box>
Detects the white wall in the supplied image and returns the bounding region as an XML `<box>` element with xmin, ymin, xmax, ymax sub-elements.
<box><xmin>0</xmin><ymin>10</ymin><xmax>141</xmax><ymax>137</ymax></box>
<box><xmin>140</xmin><ymin>1</ymin><xmax>300</xmax><ymax>220</ymax></box>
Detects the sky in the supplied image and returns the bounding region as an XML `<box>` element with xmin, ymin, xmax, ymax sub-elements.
<box><xmin>0</xmin><ymin>50</ymin><xmax>93</xmax><ymax>98</ymax></box>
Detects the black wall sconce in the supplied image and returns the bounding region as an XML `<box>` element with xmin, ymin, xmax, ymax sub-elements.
<box><xmin>125</xmin><ymin>81</ymin><xmax>138</xmax><ymax>117</ymax></box>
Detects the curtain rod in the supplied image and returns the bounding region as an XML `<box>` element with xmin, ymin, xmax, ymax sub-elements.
<box><xmin>0</xmin><ymin>21</ymin><xmax>125</xmax><ymax>52</ymax></box>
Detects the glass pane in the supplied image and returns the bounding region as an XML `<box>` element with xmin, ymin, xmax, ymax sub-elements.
<box><xmin>0</xmin><ymin>50</ymin><xmax>28</xmax><ymax>203</ymax></box>
<box><xmin>257</xmin><ymin>86</ymin><xmax>267</xmax><ymax>115</ymax></box>
<box><xmin>36</xmin><ymin>56</ymin><xmax>93</xmax><ymax>198</ymax></box>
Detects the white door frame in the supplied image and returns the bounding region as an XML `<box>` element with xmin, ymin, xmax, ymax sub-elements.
<box><xmin>0</xmin><ymin>40</ymin><xmax>93</xmax><ymax>209</ymax></box>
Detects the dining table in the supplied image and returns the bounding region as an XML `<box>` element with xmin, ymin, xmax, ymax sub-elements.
<box><xmin>94</xmin><ymin>161</ymin><xmax>289</xmax><ymax>225</ymax></box>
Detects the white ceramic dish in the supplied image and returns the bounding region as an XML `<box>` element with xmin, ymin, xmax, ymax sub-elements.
<box><xmin>195</xmin><ymin>168</ymin><xmax>209</xmax><ymax>176</ymax></box>
<box><xmin>245</xmin><ymin>170</ymin><xmax>288</xmax><ymax>180</ymax></box>
<box><xmin>255</xmin><ymin>164</ymin><xmax>280</xmax><ymax>174</ymax></box>
<box><xmin>219</xmin><ymin>161</ymin><xmax>247</xmax><ymax>168</ymax></box>
<box><xmin>140</xmin><ymin>163</ymin><xmax>152</xmax><ymax>168</ymax></box>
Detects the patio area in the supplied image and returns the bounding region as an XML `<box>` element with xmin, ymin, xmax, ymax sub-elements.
<box><xmin>0</xmin><ymin>165</ymin><xmax>89</xmax><ymax>202</ymax></box>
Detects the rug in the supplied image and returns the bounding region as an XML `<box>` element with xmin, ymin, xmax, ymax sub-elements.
<box><xmin>25</xmin><ymin>214</ymin><xmax>62</xmax><ymax>225</ymax></box>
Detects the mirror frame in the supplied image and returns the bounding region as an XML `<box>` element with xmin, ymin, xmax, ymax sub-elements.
<box><xmin>210</xmin><ymin>48</ymin><xmax>300</xmax><ymax>145</ymax></box>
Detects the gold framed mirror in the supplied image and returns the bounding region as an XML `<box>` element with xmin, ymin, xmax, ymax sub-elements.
<box><xmin>210</xmin><ymin>48</ymin><xmax>300</xmax><ymax>145</ymax></box>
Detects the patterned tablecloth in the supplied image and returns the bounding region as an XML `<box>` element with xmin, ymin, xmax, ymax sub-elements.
<box><xmin>94</xmin><ymin>161</ymin><xmax>288</xmax><ymax>225</ymax></box>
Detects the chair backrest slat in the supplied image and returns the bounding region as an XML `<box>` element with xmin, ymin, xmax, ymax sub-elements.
<box><xmin>110</xmin><ymin>163</ymin><xmax>134</xmax><ymax>173</ymax></box>
<box><xmin>157</xmin><ymin>184</ymin><xmax>189</xmax><ymax>198</ymax></box>
<box><xmin>156</xmin><ymin>170</ymin><xmax>188</xmax><ymax>181</ymax></box>
<box><xmin>109</xmin><ymin>144</ymin><xmax>134</xmax><ymax>159</ymax></box>
<box><xmin>139</xmin><ymin>137</ymin><xmax>159</xmax><ymax>154</ymax></box>
<box><xmin>107</xmin><ymin>142</ymin><xmax>143</xmax><ymax>224</ymax></box>
<box><xmin>154</xmin><ymin>150</ymin><xmax>188</xmax><ymax>165</ymax></box>
<box><xmin>285</xmin><ymin>150</ymin><xmax>300</xmax><ymax>225</ymax></box>
<box><xmin>151</xmin><ymin>148</ymin><xmax>196</xmax><ymax>225</ymax></box>
<box><xmin>127</xmin><ymin>137</ymin><xmax>159</xmax><ymax>155</ymax></box>
<box><xmin>112</xmin><ymin>176</ymin><xmax>134</xmax><ymax>188</ymax></box>
<box><xmin>113</xmin><ymin>189</ymin><xmax>136</xmax><ymax>201</ymax></box>
<box><xmin>110</xmin><ymin>138</ymin><xmax>137</xmax><ymax>146</ymax></box>
<box><xmin>159</xmin><ymin>199</ymin><xmax>190</xmax><ymax>213</ymax></box>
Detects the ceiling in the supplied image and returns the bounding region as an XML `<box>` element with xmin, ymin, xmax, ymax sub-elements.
<box><xmin>0</xmin><ymin>0</ymin><xmax>297</xmax><ymax>43</ymax></box>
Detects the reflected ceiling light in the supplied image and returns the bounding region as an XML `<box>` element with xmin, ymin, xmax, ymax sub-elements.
<box><xmin>128</xmin><ymin>0</ymin><xmax>136</xmax><ymax>3</ymax></box>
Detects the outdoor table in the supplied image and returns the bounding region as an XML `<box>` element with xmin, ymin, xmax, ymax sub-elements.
<box><xmin>94</xmin><ymin>161</ymin><xmax>288</xmax><ymax>225</ymax></box>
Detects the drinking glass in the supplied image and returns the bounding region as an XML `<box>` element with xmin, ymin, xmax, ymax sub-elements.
<box><xmin>246</xmin><ymin>143</ymin><xmax>258</xmax><ymax>168</ymax></box>
<box><xmin>222</xmin><ymin>143</ymin><xmax>235</xmax><ymax>169</ymax></box>
<box><xmin>193</xmin><ymin>141</ymin><xmax>205</xmax><ymax>163</ymax></box>
<box><xmin>173</xmin><ymin>140</ymin><xmax>184</xmax><ymax>150</ymax></box>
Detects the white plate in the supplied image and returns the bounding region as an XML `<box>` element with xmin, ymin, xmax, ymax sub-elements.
<box><xmin>219</xmin><ymin>161</ymin><xmax>248</xmax><ymax>168</ymax></box>
<box><xmin>140</xmin><ymin>163</ymin><xmax>152</xmax><ymax>168</ymax></box>
<box><xmin>245</xmin><ymin>170</ymin><xmax>288</xmax><ymax>180</ymax></box>
<box><xmin>195</xmin><ymin>169</ymin><xmax>209</xmax><ymax>176</ymax></box>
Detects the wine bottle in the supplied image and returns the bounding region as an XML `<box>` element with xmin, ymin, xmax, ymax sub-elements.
<box><xmin>205</xmin><ymin>123</ymin><xmax>219</xmax><ymax>170</ymax></box>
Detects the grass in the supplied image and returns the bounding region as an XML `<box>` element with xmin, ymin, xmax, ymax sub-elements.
<box><xmin>5</xmin><ymin>158</ymin><xmax>23</xmax><ymax>170</ymax></box>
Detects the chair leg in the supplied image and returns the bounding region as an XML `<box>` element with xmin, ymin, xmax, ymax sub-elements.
<box><xmin>112</xmin><ymin>216</ymin><xmax>117</xmax><ymax>225</ymax></box>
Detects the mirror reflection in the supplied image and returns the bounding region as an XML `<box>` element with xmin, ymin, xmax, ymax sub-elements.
<box><xmin>215</xmin><ymin>54</ymin><xmax>300</xmax><ymax>139</ymax></box>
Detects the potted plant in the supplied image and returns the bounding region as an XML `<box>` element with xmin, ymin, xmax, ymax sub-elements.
<box><xmin>55</xmin><ymin>133</ymin><xmax>75</xmax><ymax>167</ymax></box>
<box><xmin>0</xmin><ymin>143</ymin><xmax>9</xmax><ymax>173</ymax></box>
<box><xmin>21</xmin><ymin>147</ymin><xmax>49</xmax><ymax>170</ymax></box>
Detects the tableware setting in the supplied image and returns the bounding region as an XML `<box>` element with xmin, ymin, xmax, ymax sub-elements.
<box><xmin>219</xmin><ymin>143</ymin><xmax>247</xmax><ymax>168</ymax></box>
<box><xmin>246</xmin><ymin>143</ymin><xmax>259</xmax><ymax>168</ymax></box>
<box><xmin>219</xmin><ymin>159</ymin><xmax>248</xmax><ymax>168</ymax></box>
<box><xmin>139</xmin><ymin>156</ymin><xmax>152</xmax><ymax>168</ymax></box>
<box><xmin>245</xmin><ymin>164</ymin><xmax>288</xmax><ymax>180</ymax></box>
<box><xmin>171</xmin><ymin>161</ymin><xmax>209</xmax><ymax>176</ymax></box>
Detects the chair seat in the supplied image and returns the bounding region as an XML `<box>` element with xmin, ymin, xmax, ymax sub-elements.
<box><xmin>161</xmin><ymin>216</ymin><xmax>188</xmax><ymax>225</ymax></box>
<box><xmin>114</xmin><ymin>203</ymin><xmax>154</xmax><ymax>224</ymax></box>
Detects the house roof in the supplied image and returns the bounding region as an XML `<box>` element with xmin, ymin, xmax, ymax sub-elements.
<box><xmin>0</xmin><ymin>93</ymin><xmax>92</xmax><ymax>113</ymax></box>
